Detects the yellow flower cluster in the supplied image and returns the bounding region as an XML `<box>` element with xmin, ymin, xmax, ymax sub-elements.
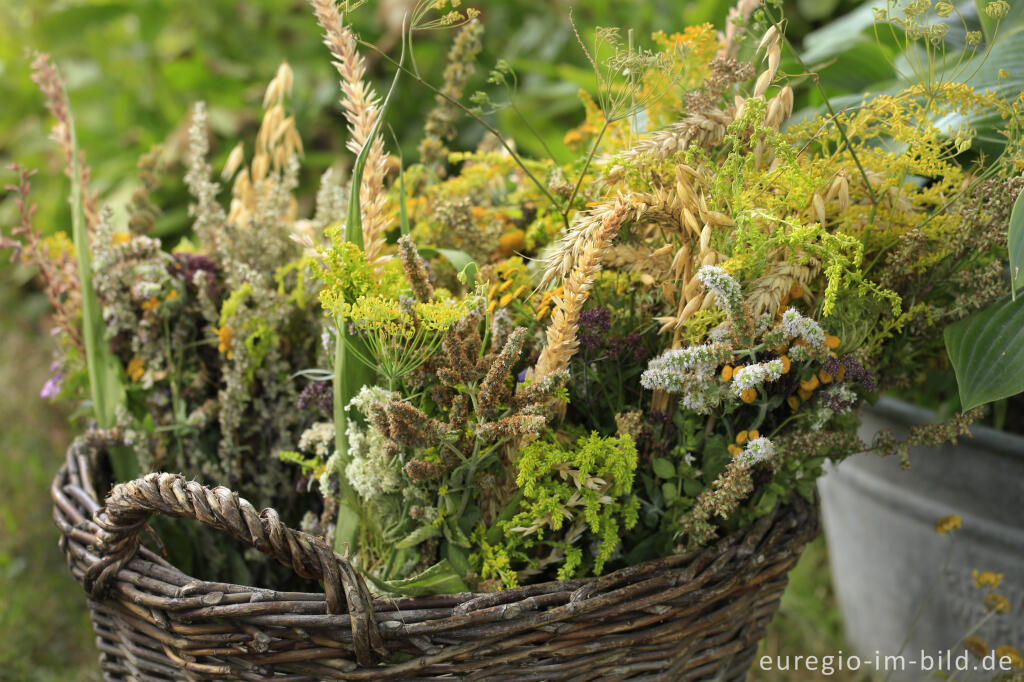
<box><xmin>345</xmin><ymin>295</ymin><xmax>470</xmax><ymax>335</ymax></box>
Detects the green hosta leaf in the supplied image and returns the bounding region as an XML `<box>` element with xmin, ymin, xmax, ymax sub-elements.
<box><xmin>365</xmin><ymin>559</ymin><xmax>469</xmax><ymax>597</ymax></box>
<box><xmin>977</xmin><ymin>0</ymin><xmax>1024</xmax><ymax>42</ymax></box>
<box><xmin>945</xmin><ymin>295</ymin><xmax>1024</xmax><ymax>410</ymax></box>
<box><xmin>1010</xmin><ymin>186</ymin><xmax>1024</xmax><ymax>294</ymax></box>
<box><xmin>652</xmin><ymin>458</ymin><xmax>676</xmax><ymax>480</ymax></box>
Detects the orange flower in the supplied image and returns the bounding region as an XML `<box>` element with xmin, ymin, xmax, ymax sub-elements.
<box><xmin>748</xmin><ymin>429</ymin><xmax>759</xmax><ymax>440</ymax></box>
<box><xmin>740</xmin><ymin>388</ymin><xmax>757</xmax><ymax>404</ymax></box>
<box><xmin>779</xmin><ymin>355</ymin><xmax>791</xmax><ymax>374</ymax></box>
<box><xmin>141</xmin><ymin>297</ymin><xmax>160</xmax><ymax>311</ymax></box>
<box><xmin>736</xmin><ymin>430</ymin><xmax>748</xmax><ymax>444</ymax></box>
<box><xmin>818</xmin><ymin>369</ymin><xmax>833</xmax><ymax>384</ymax></box>
<box><xmin>825</xmin><ymin>334</ymin><xmax>841</xmax><ymax>349</ymax></box>
<box><xmin>800</xmin><ymin>375</ymin><xmax>820</xmax><ymax>392</ymax></box>
<box><xmin>728</xmin><ymin>444</ymin><xmax>742</xmax><ymax>457</ymax></box>
<box><xmin>787</xmin><ymin>395</ymin><xmax>801</xmax><ymax>410</ymax></box>
<box><xmin>721</xmin><ymin>365</ymin><xmax>734</xmax><ymax>381</ymax></box>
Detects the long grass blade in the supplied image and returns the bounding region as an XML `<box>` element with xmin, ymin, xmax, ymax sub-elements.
<box><xmin>64</xmin><ymin>80</ymin><xmax>135</xmax><ymax>480</ymax></box>
<box><xmin>333</xmin><ymin>26</ymin><xmax>407</xmax><ymax>554</ymax></box>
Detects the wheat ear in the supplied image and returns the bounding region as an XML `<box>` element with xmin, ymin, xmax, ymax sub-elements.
<box><xmin>310</xmin><ymin>0</ymin><xmax>390</xmax><ymax>265</ymax></box>
<box><xmin>534</xmin><ymin>199</ymin><xmax>630</xmax><ymax>379</ymax></box>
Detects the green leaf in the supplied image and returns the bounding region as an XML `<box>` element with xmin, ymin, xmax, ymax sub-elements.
<box><xmin>419</xmin><ymin>247</ymin><xmax>480</xmax><ymax>289</ymax></box>
<box><xmin>486</xmin><ymin>490</ymin><xmax>524</xmax><ymax>545</ymax></box>
<box><xmin>651</xmin><ymin>458</ymin><xmax>675</xmax><ymax>480</ymax></box>
<box><xmin>944</xmin><ymin>295</ymin><xmax>1024</xmax><ymax>410</ymax></box>
<box><xmin>1009</xmin><ymin>186</ymin><xmax>1024</xmax><ymax>294</ymax></box>
<box><xmin>682</xmin><ymin>478</ymin><xmax>703</xmax><ymax>497</ymax></box>
<box><xmin>443</xmin><ymin>518</ymin><xmax>471</xmax><ymax>548</ymax></box>
<box><xmin>661</xmin><ymin>482</ymin><xmax>678</xmax><ymax>503</ymax></box>
<box><xmin>444</xmin><ymin>542</ymin><xmax>473</xmax><ymax>576</ymax></box>
<box><xmin>753</xmin><ymin>490</ymin><xmax>778</xmax><ymax>517</ymax></box>
<box><xmin>395</xmin><ymin>524</ymin><xmax>441</xmax><ymax>549</ymax></box>
<box><xmin>64</xmin><ymin>74</ymin><xmax>134</xmax><ymax>480</ymax></box>
<box><xmin>364</xmin><ymin>559</ymin><xmax>469</xmax><ymax>597</ymax></box>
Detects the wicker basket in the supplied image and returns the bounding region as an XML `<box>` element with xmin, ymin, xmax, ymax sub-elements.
<box><xmin>52</xmin><ymin>439</ymin><xmax>819</xmax><ymax>681</ymax></box>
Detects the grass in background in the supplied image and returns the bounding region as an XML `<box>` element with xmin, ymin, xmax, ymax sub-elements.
<box><xmin>0</xmin><ymin>286</ymin><xmax>99</xmax><ymax>682</ymax></box>
<box><xmin>755</xmin><ymin>536</ymin><xmax>878</xmax><ymax>681</ymax></box>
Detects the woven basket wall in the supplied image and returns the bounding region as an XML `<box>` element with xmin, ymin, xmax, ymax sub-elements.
<box><xmin>52</xmin><ymin>440</ymin><xmax>819</xmax><ymax>681</ymax></box>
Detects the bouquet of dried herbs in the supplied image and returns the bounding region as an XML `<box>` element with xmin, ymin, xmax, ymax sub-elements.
<box><xmin>6</xmin><ymin>0</ymin><xmax>1023</xmax><ymax>595</ymax></box>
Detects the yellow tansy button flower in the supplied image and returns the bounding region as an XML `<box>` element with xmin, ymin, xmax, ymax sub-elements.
<box><xmin>935</xmin><ymin>514</ymin><xmax>962</xmax><ymax>535</ymax></box>
<box><xmin>972</xmin><ymin>570</ymin><xmax>1004</xmax><ymax>590</ymax></box>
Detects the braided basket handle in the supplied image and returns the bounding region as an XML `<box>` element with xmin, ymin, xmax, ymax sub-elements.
<box><xmin>84</xmin><ymin>472</ymin><xmax>386</xmax><ymax>665</ymax></box>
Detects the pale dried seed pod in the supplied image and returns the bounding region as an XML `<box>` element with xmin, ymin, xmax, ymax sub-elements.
<box><xmin>251</xmin><ymin>153</ymin><xmax>269</xmax><ymax>183</ymax></box>
<box><xmin>671</xmin><ymin>245</ymin><xmax>689</xmax><ymax>278</ymax></box>
<box><xmin>705</xmin><ymin>210</ymin><xmax>733</xmax><ymax>227</ymax></box>
<box><xmin>778</xmin><ymin>85</ymin><xmax>794</xmax><ymax>121</ymax></box>
<box><xmin>682</xmin><ymin>207</ymin><xmax>701</xmax><ymax>237</ymax></box>
<box><xmin>825</xmin><ymin>176</ymin><xmax>841</xmax><ymax>202</ymax></box>
<box><xmin>679</xmin><ymin>295</ymin><xmax>702</xmax><ymax>321</ymax></box>
<box><xmin>222</xmin><ymin>142</ymin><xmax>245</xmax><ymax>179</ymax></box>
<box><xmin>812</xmin><ymin>193</ymin><xmax>826</xmax><ymax>224</ymax></box>
<box><xmin>758</xmin><ymin>25</ymin><xmax>781</xmax><ymax>53</ymax></box>
<box><xmin>701</xmin><ymin>251</ymin><xmax>718</xmax><ymax>266</ymax></box>
<box><xmin>699</xmin><ymin>224</ymin><xmax>712</xmax><ymax>253</ymax></box>
<box><xmin>767</xmin><ymin>44</ymin><xmax>781</xmax><ymax>80</ymax></box>
<box><xmin>765</xmin><ymin>96</ymin><xmax>783</xmax><ymax>129</ymax></box>
<box><xmin>661</xmin><ymin>281</ymin><xmax>676</xmax><ymax>303</ymax></box>
<box><xmin>684</xmin><ymin>273</ymin><xmax>702</xmax><ymax>299</ymax></box>
<box><xmin>753</xmin><ymin>70</ymin><xmax>772</xmax><ymax>98</ymax></box>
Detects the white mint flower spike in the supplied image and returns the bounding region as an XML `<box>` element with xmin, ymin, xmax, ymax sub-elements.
<box><xmin>737</xmin><ymin>437</ymin><xmax>776</xmax><ymax>468</ymax></box>
<box><xmin>731</xmin><ymin>360</ymin><xmax>784</xmax><ymax>396</ymax></box>
<box><xmin>697</xmin><ymin>265</ymin><xmax>743</xmax><ymax>319</ymax></box>
<box><xmin>780</xmin><ymin>308</ymin><xmax>826</xmax><ymax>349</ymax></box>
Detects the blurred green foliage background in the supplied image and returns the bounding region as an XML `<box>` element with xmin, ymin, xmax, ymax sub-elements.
<box><xmin>0</xmin><ymin>0</ymin><xmax>877</xmax><ymax>678</ymax></box>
